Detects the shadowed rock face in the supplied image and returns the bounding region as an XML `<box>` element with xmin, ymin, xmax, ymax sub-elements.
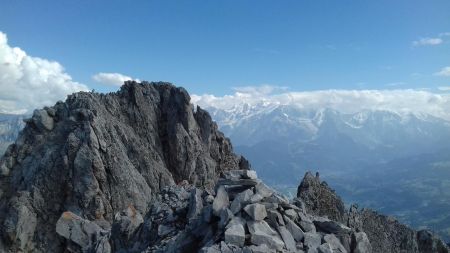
<box><xmin>0</xmin><ymin>81</ymin><xmax>248</xmax><ymax>252</ymax></box>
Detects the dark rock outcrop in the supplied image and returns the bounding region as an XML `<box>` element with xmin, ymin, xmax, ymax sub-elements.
<box><xmin>297</xmin><ymin>171</ymin><xmax>449</xmax><ymax>253</ymax></box>
<box><xmin>0</xmin><ymin>81</ymin><xmax>248</xmax><ymax>252</ymax></box>
<box><xmin>297</xmin><ymin>171</ymin><xmax>346</xmax><ymax>223</ymax></box>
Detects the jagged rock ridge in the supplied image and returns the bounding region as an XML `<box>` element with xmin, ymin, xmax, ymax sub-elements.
<box><xmin>0</xmin><ymin>81</ymin><xmax>248</xmax><ymax>252</ymax></box>
<box><xmin>298</xmin><ymin>172</ymin><xmax>449</xmax><ymax>253</ymax></box>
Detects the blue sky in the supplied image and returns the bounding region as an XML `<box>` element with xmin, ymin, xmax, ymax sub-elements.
<box><xmin>1</xmin><ymin>0</ymin><xmax>450</xmax><ymax>97</ymax></box>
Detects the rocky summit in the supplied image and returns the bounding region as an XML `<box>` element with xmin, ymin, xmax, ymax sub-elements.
<box><xmin>0</xmin><ymin>81</ymin><xmax>248</xmax><ymax>252</ymax></box>
<box><xmin>0</xmin><ymin>81</ymin><xmax>448</xmax><ymax>253</ymax></box>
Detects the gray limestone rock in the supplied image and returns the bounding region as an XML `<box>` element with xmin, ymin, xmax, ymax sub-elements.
<box><xmin>351</xmin><ymin>232</ymin><xmax>372</xmax><ymax>253</ymax></box>
<box><xmin>110</xmin><ymin>205</ymin><xmax>143</xmax><ymax>250</ymax></box>
<box><xmin>244</xmin><ymin>203</ymin><xmax>267</xmax><ymax>221</ymax></box>
<box><xmin>219</xmin><ymin>208</ymin><xmax>234</xmax><ymax>229</ymax></box>
<box><xmin>247</xmin><ymin>220</ymin><xmax>285</xmax><ymax>250</ymax></box>
<box><xmin>248</xmin><ymin>244</ymin><xmax>271</xmax><ymax>253</ymax></box>
<box><xmin>56</xmin><ymin>211</ymin><xmax>110</xmax><ymax>253</ymax></box>
<box><xmin>323</xmin><ymin>234</ymin><xmax>347</xmax><ymax>253</ymax></box>
<box><xmin>313</xmin><ymin>219</ymin><xmax>351</xmax><ymax>235</ymax></box>
<box><xmin>304</xmin><ymin>232</ymin><xmax>322</xmax><ymax>251</ymax></box>
<box><xmin>255</xmin><ymin>182</ymin><xmax>273</xmax><ymax>198</ymax></box>
<box><xmin>267</xmin><ymin>209</ymin><xmax>285</xmax><ymax>228</ymax></box>
<box><xmin>249</xmin><ymin>193</ymin><xmax>264</xmax><ymax>203</ymax></box>
<box><xmin>230</xmin><ymin>188</ymin><xmax>253</xmax><ymax>214</ymax></box>
<box><xmin>187</xmin><ymin>188</ymin><xmax>204</xmax><ymax>220</ymax></box>
<box><xmin>223</xmin><ymin>169</ymin><xmax>257</xmax><ymax>180</ymax></box>
<box><xmin>224</xmin><ymin>218</ymin><xmax>245</xmax><ymax>247</ymax></box>
<box><xmin>217</xmin><ymin>178</ymin><xmax>260</xmax><ymax>187</ymax></box>
<box><xmin>2</xmin><ymin>193</ymin><xmax>37</xmax><ymax>252</ymax></box>
<box><xmin>317</xmin><ymin>243</ymin><xmax>333</xmax><ymax>253</ymax></box>
<box><xmin>277</xmin><ymin>225</ymin><xmax>297</xmax><ymax>252</ymax></box>
<box><xmin>264</xmin><ymin>193</ymin><xmax>289</xmax><ymax>205</ymax></box>
<box><xmin>213</xmin><ymin>185</ymin><xmax>230</xmax><ymax>216</ymax></box>
<box><xmin>284</xmin><ymin>208</ymin><xmax>299</xmax><ymax>221</ymax></box>
<box><xmin>283</xmin><ymin>215</ymin><xmax>305</xmax><ymax>242</ymax></box>
<box><xmin>300</xmin><ymin>220</ymin><xmax>316</xmax><ymax>233</ymax></box>
<box><xmin>32</xmin><ymin>109</ymin><xmax>54</xmax><ymax>131</ymax></box>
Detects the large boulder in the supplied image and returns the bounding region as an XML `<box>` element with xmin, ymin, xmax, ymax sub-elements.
<box><xmin>243</xmin><ymin>203</ymin><xmax>267</xmax><ymax>221</ymax></box>
<box><xmin>55</xmin><ymin>211</ymin><xmax>110</xmax><ymax>253</ymax></box>
<box><xmin>247</xmin><ymin>220</ymin><xmax>285</xmax><ymax>250</ymax></box>
<box><xmin>224</xmin><ymin>218</ymin><xmax>246</xmax><ymax>247</ymax></box>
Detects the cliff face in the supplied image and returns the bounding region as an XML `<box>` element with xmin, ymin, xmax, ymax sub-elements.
<box><xmin>0</xmin><ymin>81</ymin><xmax>248</xmax><ymax>252</ymax></box>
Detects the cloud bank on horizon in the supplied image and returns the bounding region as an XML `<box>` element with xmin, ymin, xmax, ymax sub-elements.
<box><xmin>192</xmin><ymin>85</ymin><xmax>450</xmax><ymax>121</ymax></box>
<box><xmin>0</xmin><ymin>31</ymin><xmax>88</xmax><ymax>114</ymax></box>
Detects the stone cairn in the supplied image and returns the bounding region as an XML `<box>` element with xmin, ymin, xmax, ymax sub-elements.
<box><xmin>55</xmin><ymin>169</ymin><xmax>371</xmax><ymax>253</ymax></box>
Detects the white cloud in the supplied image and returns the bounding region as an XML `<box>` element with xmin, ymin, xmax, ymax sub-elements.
<box><xmin>0</xmin><ymin>31</ymin><xmax>89</xmax><ymax>114</ymax></box>
<box><xmin>92</xmin><ymin>72</ymin><xmax>138</xmax><ymax>86</ymax></box>
<box><xmin>192</xmin><ymin>85</ymin><xmax>450</xmax><ymax>121</ymax></box>
<box><xmin>412</xmin><ymin>37</ymin><xmax>443</xmax><ymax>46</ymax></box>
<box><xmin>434</xmin><ymin>66</ymin><xmax>450</xmax><ymax>77</ymax></box>
<box><xmin>438</xmin><ymin>86</ymin><xmax>450</xmax><ymax>91</ymax></box>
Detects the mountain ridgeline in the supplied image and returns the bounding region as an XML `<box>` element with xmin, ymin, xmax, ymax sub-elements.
<box><xmin>0</xmin><ymin>81</ymin><xmax>448</xmax><ymax>253</ymax></box>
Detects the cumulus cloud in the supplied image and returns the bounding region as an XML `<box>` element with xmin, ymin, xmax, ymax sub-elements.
<box><xmin>192</xmin><ymin>85</ymin><xmax>450</xmax><ymax>121</ymax></box>
<box><xmin>0</xmin><ymin>31</ymin><xmax>88</xmax><ymax>114</ymax></box>
<box><xmin>434</xmin><ymin>66</ymin><xmax>450</xmax><ymax>77</ymax></box>
<box><xmin>412</xmin><ymin>37</ymin><xmax>443</xmax><ymax>46</ymax></box>
<box><xmin>92</xmin><ymin>72</ymin><xmax>138</xmax><ymax>86</ymax></box>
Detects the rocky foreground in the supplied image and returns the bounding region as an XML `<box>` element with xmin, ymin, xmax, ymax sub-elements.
<box><xmin>0</xmin><ymin>81</ymin><xmax>448</xmax><ymax>253</ymax></box>
<box><xmin>53</xmin><ymin>169</ymin><xmax>449</xmax><ymax>253</ymax></box>
<box><xmin>55</xmin><ymin>169</ymin><xmax>371</xmax><ymax>253</ymax></box>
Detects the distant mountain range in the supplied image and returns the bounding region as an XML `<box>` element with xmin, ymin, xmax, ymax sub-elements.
<box><xmin>0</xmin><ymin>113</ymin><xmax>25</xmax><ymax>155</ymax></box>
<box><xmin>198</xmin><ymin>102</ymin><xmax>450</xmax><ymax>241</ymax></box>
